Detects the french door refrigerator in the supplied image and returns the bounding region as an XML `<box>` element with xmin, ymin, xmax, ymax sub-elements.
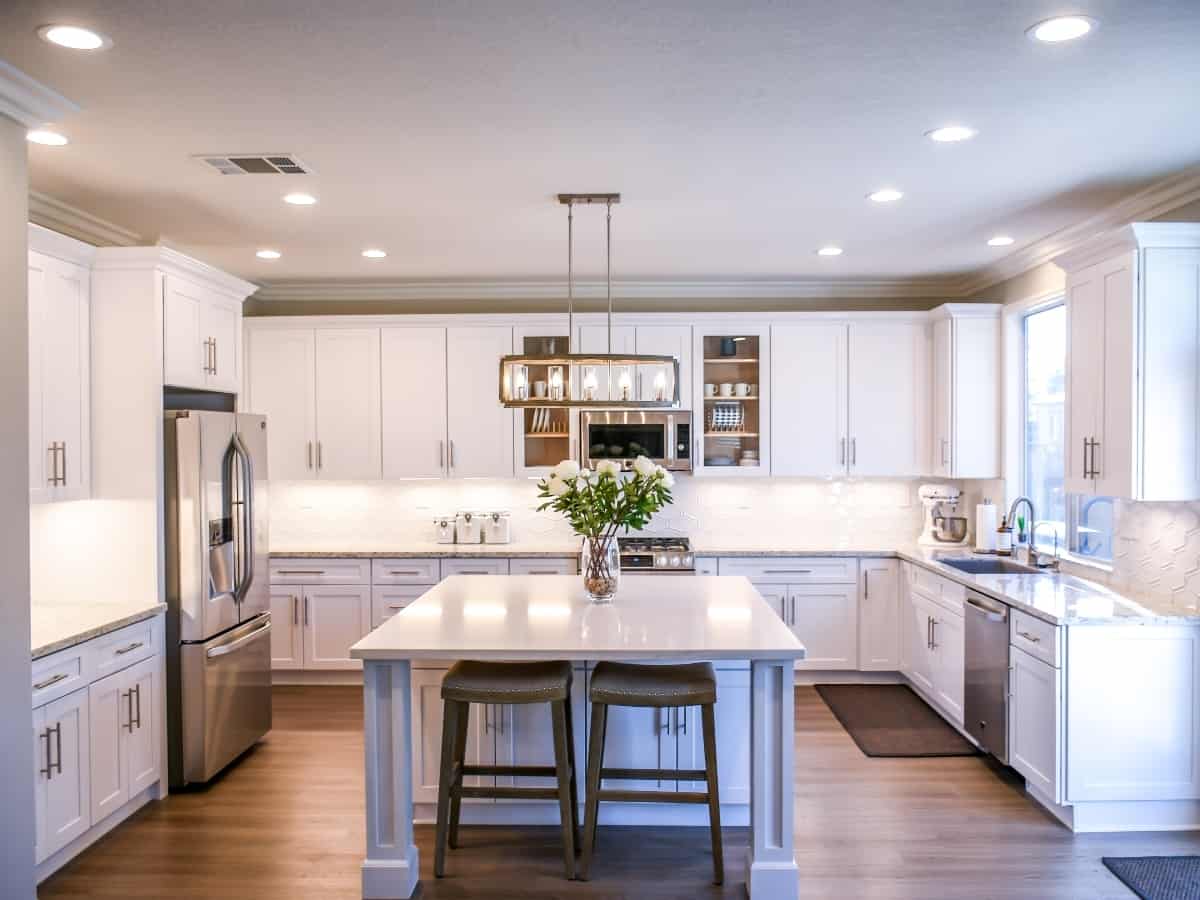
<box><xmin>165</xmin><ymin>410</ymin><xmax>271</xmax><ymax>786</ymax></box>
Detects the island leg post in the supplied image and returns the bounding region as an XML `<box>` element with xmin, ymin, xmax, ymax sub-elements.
<box><xmin>362</xmin><ymin>659</ymin><xmax>420</xmax><ymax>899</ymax></box>
<box><xmin>748</xmin><ymin>658</ymin><xmax>799</xmax><ymax>899</ymax></box>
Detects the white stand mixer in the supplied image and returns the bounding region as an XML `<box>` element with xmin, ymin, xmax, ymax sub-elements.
<box><xmin>918</xmin><ymin>483</ymin><xmax>970</xmax><ymax>547</ymax></box>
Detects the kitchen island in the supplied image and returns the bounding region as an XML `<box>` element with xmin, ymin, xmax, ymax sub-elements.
<box><xmin>350</xmin><ymin>573</ymin><xmax>805</xmax><ymax>899</ymax></box>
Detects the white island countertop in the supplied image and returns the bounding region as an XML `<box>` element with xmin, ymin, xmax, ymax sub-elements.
<box><xmin>351</xmin><ymin>574</ymin><xmax>806</xmax><ymax>662</ymax></box>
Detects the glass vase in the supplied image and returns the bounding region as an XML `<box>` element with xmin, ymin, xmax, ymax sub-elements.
<box><xmin>581</xmin><ymin>535</ymin><xmax>620</xmax><ymax>604</ymax></box>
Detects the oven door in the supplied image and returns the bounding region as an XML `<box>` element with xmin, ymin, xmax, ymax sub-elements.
<box><xmin>581</xmin><ymin>412</ymin><xmax>691</xmax><ymax>471</ymax></box>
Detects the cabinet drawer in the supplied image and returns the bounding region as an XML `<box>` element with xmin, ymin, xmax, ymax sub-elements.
<box><xmin>372</xmin><ymin>585</ymin><xmax>434</xmax><ymax>628</ymax></box>
<box><xmin>270</xmin><ymin>558</ymin><xmax>370</xmax><ymax>585</ymax></box>
<box><xmin>908</xmin><ymin>563</ymin><xmax>944</xmax><ymax>598</ymax></box>
<box><xmin>509</xmin><ymin>557</ymin><xmax>577</xmax><ymax>576</ymax></box>
<box><xmin>718</xmin><ymin>557</ymin><xmax>857</xmax><ymax>584</ymax></box>
<box><xmin>372</xmin><ymin>558</ymin><xmax>440</xmax><ymax>585</ymax></box>
<box><xmin>695</xmin><ymin>557</ymin><xmax>718</xmax><ymax>576</ymax></box>
<box><xmin>1011</xmin><ymin>610</ymin><xmax>1061</xmax><ymax>667</ymax></box>
<box><xmin>91</xmin><ymin>620</ymin><xmax>155</xmax><ymax>681</ymax></box>
<box><xmin>32</xmin><ymin>645</ymin><xmax>90</xmax><ymax>708</ymax></box>
<box><xmin>442</xmin><ymin>558</ymin><xmax>510</xmax><ymax>577</ymax></box>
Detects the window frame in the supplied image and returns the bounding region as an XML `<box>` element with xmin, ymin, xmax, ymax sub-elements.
<box><xmin>1018</xmin><ymin>298</ymin><xmax>1067</xmax><ymax>552</ymax></box>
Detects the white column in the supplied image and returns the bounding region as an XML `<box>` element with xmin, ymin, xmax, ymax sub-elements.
<box><xmin>748</xmin><ymin>658</ymin><xmax>798</xmax><ymax>899</ymax></box>
<box><xmin>361</xmin><ymin>659</ymin><xmax>420</xmax><ymax>899</ymax></box>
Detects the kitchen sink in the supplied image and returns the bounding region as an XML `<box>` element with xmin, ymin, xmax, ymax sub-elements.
<box><xmin>939</xmin><ymin>558</ymin><xmax>1043</xmax><ymax>576</ymax></box>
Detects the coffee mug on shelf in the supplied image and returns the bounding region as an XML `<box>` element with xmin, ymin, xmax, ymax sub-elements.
<box><xmin>533</xmin><ymin>381</ymin><xmax>548</xmax><ymax>398</ymax></box>
<box><xmin>704</xmin><ymin>383</ymin><xmax>716</xmax><ymax>397</ymax></box>
<box><xmin>734</xmin><ymin>382</ymin><xmax>749</xmax><ymax>397</ymax></box>
<box><xmin>749</xmin><ymin>384</ymin><xmax>758</xmax><ymax>396</ymax></box>
<box><xmin>718</xmin><ymin>383</ymin><xmax>734</xmax><ymax>397</ymax></box>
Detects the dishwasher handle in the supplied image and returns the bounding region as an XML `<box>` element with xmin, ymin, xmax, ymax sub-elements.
<box><xmin>965</xmin><ymin>592</ymin><xmax>1008</xmax><ymax>621</ymax></box>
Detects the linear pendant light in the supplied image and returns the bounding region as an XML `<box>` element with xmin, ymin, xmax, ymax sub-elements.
<box><xmin>498</xmin><ymin>193</ymin><xmax>681</xmax><ymax>409</ymax></box>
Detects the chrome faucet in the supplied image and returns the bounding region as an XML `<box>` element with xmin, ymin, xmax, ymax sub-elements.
<box><xmin>1031</xmin><ymin>522</ymin><xmax>1062</xmax><ymax>571</ymax></box>
<box><xmin>1007</xmin><ymin>496</ymin><xmax>1036</xmax><ymax>565</ymax></box>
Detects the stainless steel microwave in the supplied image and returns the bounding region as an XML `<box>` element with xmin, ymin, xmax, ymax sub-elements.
<box><xmin>580</xmin><ymin>410</ymin><xmax>692</xmax><ymax>472</ymax></box>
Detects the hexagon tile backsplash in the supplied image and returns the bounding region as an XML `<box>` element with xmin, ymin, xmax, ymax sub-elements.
<box><xmin>1111</xmin><ymin>500</ymin><xmax>1200</xmax><ymax>611</ymax></box>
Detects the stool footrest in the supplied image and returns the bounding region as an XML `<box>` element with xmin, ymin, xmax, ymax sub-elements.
<box><xmin>597</xmin><ymin>788</ymin><xmax>710</xmax><ymax>805</ymax></box>
<box><xmin>601</xmin><ymin>767</ymin><xmax>707</xmax><ymax>782</ymax></box>
<box><xmin>456</xmin><ymin>785</ymin><xmax>562</xmax><ymax>801</ymax></box>
<box><xmin>460</xmin><ymin>764</ymin><xmax>559</xmax><ymax>779</ymax></box>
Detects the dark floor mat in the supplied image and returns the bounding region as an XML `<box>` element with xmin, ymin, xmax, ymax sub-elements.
<box><xmin>814</xmin><ymin>683</ymin><xmax>979</xmax><ymax>757</ymax></box>
<box><xmin>1102</xmin><ymin>856</ymin><xmax>1200</xmax><ymax>900</ymax></box>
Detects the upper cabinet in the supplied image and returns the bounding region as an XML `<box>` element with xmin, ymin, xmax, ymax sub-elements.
<box><xmin>162</xmin><ymin>271</ymin><xmax>251</xmax><ymax>393</ymax></box>
<box><xmin>928</xmin><ymin>305</ymin><xmax>1001</xmax><ymax>479</ymax></box>
<box><xmin>694</xmin><ymin>325</ymin><xmax>770</xmax><ymax>475</ymax></box>
<box><xmin>771</xmin><ymin>320</ymin><xmax>929</xmax><ymax>478</ymax></box>
<box><xmin>28</xmin><ymin>226</ymin><xmax>94</xmax><ymax>503</ymax></box>
<box><xmin>446</xmin><ymin>325</ymin><xmax>514</xmax><ymax>477</ymax></box>
<box><xmin>513</xmin><ymin>325</ymin><xmax>576</xmax><ymax>477</ymax></box>
<box><xmin>1055</xmin><ymin>223</ymin><xmax>1200</xmax><ymax>500</ymax></box>
<box><xmin>382</xmin><ymin>326</ymin><xmax>449</xmax><ymax>479</ymax></box>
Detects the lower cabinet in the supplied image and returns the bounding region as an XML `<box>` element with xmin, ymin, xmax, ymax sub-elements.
<box><xmin>372</xmin><ymin>584</ymin><xmax>435</xmax><ymax>628</ymax></box>
<box><xmin>88</xmin><ymin>655</ymin><xmax>160</xmax><ymax>823</ymax></box>
<box><xmin>905</xmin><ymin>588</ymin><xmax>964</xmax><ymax>725</ymax></box>
<box><xmin>268</xmin><ymin>582</ymin><xmax>371</xmax><ymax>671</ymax></box>
<box><xmin>495</xmin><ymin>675</ymin><xmax>588</xmax><ymax>800</ymax></box>
<box><xmin>269</xmin><ymin>588</ymin><xmax>303</xmax><ymax>669</ymax></box>
<box><xmin>33</xmin><ymin>688</ymin><xmax>90</xmax><ymax>863</ymax></box>
<box><xmin>858</xmin><ymin>559</ymin><xmax>900</xmax><ymax>670</ymax></box>
<box><xmin>752</xmin><ymin>580</ymin><xmax>857</xmax><ymax>670</ymax></box>
<box><xmin>1009</xmin><ymin>645</ymin><xmax>1062</xmax><ymax>803</ymax></box>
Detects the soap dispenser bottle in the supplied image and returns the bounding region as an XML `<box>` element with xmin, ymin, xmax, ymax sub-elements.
<box><xmin>996</xmin><ymin>516</ymin><xmax>1013</xmax><ymax>556</ymax></box>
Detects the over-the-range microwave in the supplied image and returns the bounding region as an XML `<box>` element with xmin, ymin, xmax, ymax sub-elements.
<box><xmin>580</xmin><ymin>410</ymin><xmax>691</xmax><ymax>472</ymax></box>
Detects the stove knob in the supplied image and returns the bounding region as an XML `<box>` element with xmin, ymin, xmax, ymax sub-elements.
<box><xmin>669</xmin><ymin>554</ymin><xmax>682</xmax><ymax>568</ymax></box>
<box><xmin>654</xmin><ymin>553</ymin><xmax>669</xmax><ymax>568</ymax></box>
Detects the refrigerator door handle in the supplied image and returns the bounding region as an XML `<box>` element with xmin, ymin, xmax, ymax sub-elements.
<box><xmin>227</xmin><ymin>432</ymin><xmax>256</xmax><ymax>607</ymax></box>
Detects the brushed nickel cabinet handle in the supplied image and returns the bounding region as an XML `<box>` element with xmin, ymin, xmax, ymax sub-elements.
<box><xmin>764</xmin><ymin>569</ymin><xmax>812</xmax><ymax>575</ymax></box>
<box><xmin>850</xmin><ymin>437</ymin><xmax>856</xmax><ymax>466</ymax></box>
<box><xmin>864</xmin><ymin>569</ymin><xmax>870</xmax><ymax>600</ymax></box>
<box><xmin>930</xmin><ymin>618</ymin><xmax>938</xmax><ymax>650</ymax></box>
<box><xmin>211</xmin><ymin>338</ymin><xmax>218</xmax><ymax>376</ymax></box>
<box><xmin>134</xmin><ymin>684</ymin><xmax>142</xmax><ymax>729</ymax></box>
<box><xmin>53</xmin><ymin>722</ymin><xmax>62</xmax><ymax>774</ymax></box>
<box><xmin>60</xmin><ymin>442</ymin><xmax>66</xmax><ymax>486</ymax></box>
<box><xmin>439</xmin><ymin>440</ymin><xmax>445</xmax><ymax>470</ymax></box>
<box><xmin>39</xmin><ymin>729</ymin><xmax>52</xmax><ymax>779</ymax></box>
<box><xmin>33</xmin><ymin>672</ymin><xmax>70</xmax><ymax>691</ymax></box>
<box><xmin>115</xmin><ymin>641</ymin><xmax>144</xmax><ymax>655</ymax></box>
<box><xmin>1017</xmin><ymin>630</ymin><xmax>1041</xmax><ymax>643</ymax></box>
<box><xmin>317</xmin><ymin>441</ymin><xmax>323</xmax><ymax>470</ymax></box>
<box><xmin>303</xmin><ymin>595</ymin><xmax>310</xmax><ymax>626</ymax></box>
<box><xmin>840</xmin><ymin>437</ymin><xmax>846</xmax><ymax>466</ymax></box>
<box><xmin>388</xmin><ymin>570</ymin><xmax>423</xmax><ymax>576</ymax></box>
<box><xmin>124</xmin><ymin>690</ymin><xmax>135</xmax><ymax>733</ymax></box>
<box><xmin>449</xmin><ymin>440</ymin><xmax>456</xmax><ymax>469</ymax></box>
<box><xmin>1090</xmin><ymin>438</ymin><xmax>1100</xmax><ymax>479</ymax></box>
<box><xmin>277</xmin><ymin>569</ymin><xmax>327</xmax><ymax>576</ymax></box>
<box><xmin>1082</xmin><ymin>437</ymin><xmax>1091</xmax><ymax>479</ymax></box>
<box><xmin>292</xmin><ymin>595</ymin><xmax>298</xmax><ymax>625</ymax></box>
<box><xmin>307</xmin><ymin>441</ymin><xmax>314</xmax><ymax>470</ymax></box>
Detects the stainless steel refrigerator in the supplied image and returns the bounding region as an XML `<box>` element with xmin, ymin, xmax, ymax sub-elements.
<box><xmin>164</xmin><ymin>410</ymin><xmax>271</xmax><ymax>787</ymax></box>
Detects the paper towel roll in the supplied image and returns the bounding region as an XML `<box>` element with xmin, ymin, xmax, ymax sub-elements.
<box><xmin>975</xmin><ymin>503</ymin><xmax>998</xmax><ymax>552</ymax></box>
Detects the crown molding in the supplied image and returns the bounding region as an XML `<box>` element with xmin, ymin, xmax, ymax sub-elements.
<box><xmin>0</xmin><ymin>60</ymin><xmax>78</xmax><ymax>128</ymax></box>
<box><xmin>28</xmin><ymin>191</ymin><xmax>142</xmax><ymax>247</ymax></box>
<box><xmin>93</xmin><ymin>245</ymin><xmax>258</xmax><ymax>300</ymax></box>
<box><xmin>956</xmin><ymin>166</ymin><xmax>1200</xmax><ymax>297</ymax></box>
<box><xmin>251</xmin><ymin>276</ymin><xmax>961</xmax><ymax>304</ymax></box>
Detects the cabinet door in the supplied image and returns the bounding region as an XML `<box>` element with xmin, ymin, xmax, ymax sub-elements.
<box><xmin>36</xmin><ymin>688</ymin><xmax>91</xmax><ymax>862</ymax></box>
<box><xmin>371</xmin><ymin>584</ymin><xmax>432</xmax><ymax>629</ymax></box>
<box><xmin>163</xmin><ymin>275</ymin><xmax>206</xmax><ymax>389</ymax></box>
<box><xmin>848</xmin><ymin>323</ymin><xmax>928</xmax><ymax>477</ymax></box>
<box><xmin>1010</xmin><ymin>646</ymin><xmax>1061</xmax><ymax>802</ymax></box>
<box><xmin>411</xmin><ymin>668</ymin><xmax>491</xmax><ymax>805</ymax></box>
<box><xmin>635</xmin><ymin>324</ymin><xmax>691</xmax><ymax>407</ymax></box>
<box><xmin>27</xmin><ymin>252</ymin><xmax>49</xmax><ymax>497</ymax></box>
<box><xmin>1095</xmin><ymin>255</ymin><xmax>1136</xmax><ymax>499</ymax></box>
<box><xmin>245</xmin><ymin>329</ymin><xmax>317</xmax><ymax>481</ymax></box>
<box><xmin>591</xmin><ymin>672</ymin><xmax>671</xmax><ymax>791</ymax></box>
<box><xmin>931</xmin><ymin>317</ymin><xmax>953</xmax><ymax>478</ymax></box>
<box><xmin>859</xmin><ymin>559</ymin><xmax>900</xmax><ymax>670</ymax></box>
<box><xmin>125</xmin><ymin>657</ymin><xmax>160</xmax><ymax>797</ymax></box>
<box><xmin>790</xmin><ymin>584</ymin><xmax>858</xmax><ymax>670</ymax></box>
<box><xmin>88</xmin><ymin>669</ymin><xmax>130</xmax><ymax>822</ymax></box>
<box><xmin>770</xmin><ymin>324</ymin><xmax>846</xmax><ymax>477</ymax></box>
<box><xmin>314</xmin><ymin>329</ymin><xmax>382</xmax><ymax>479</ymax></box>
<box><xmin>931</xmin><ymin>611</ymin><xmax>965</xmax><ymax>725</ymax></box>
<box><xmin>905</xmin><ymin>593</ymin><xmax>936</xmax><ymax>694</ymax></box>
<box><xmin>951</xmin><ymin>316</ymin><xmax>1000</xmax><ymax>479</ymax></box>
<box><xmin>381</xmin><ymin>327</ymin><xmax>448</xmax><ymax>479</ymax></box>
<box><xmin>676</xmin><ymin>667</ymin><xmax>751</xmax><ymax>804</ymax></box>
<box><xmin>1065</xmin><ymin>264</ymin><xmax>1105</xmax><ymax>493</ymax></box>
<box><xmin>751</xmin><ymin>582</ymin><xmax>790</xmax><ymax>624</ymax></box>
<box><xmin>302</xmin><ymin>585</ymin><xmax>371</xmax><ymax>670</ymax></box>
<box><xmin>576</xmin><ymin>324</ymin><xmax>636</xmax><ymax>403</ymax></box>
<box><xmin>495</xmin><ymin>674</ymin><xmax>587</xmax><ymax>795</ymax></box>
<box><xmin>446</xmin><ymin>326</ymin><xmax>514</xmax><ymax>477</ymax></box>
<box><xmin>269</xmin><ymin>589</ymin><xmax>303</xmax><ymax>669</ymax></box>
<box><xmin>201</xmin><ymin>296</ymin><xmax>240</xmax><ymax>393</ymax></box>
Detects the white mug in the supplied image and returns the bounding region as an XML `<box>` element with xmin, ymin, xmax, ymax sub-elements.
<box><xmin>734</xmin><ymin>382</ymin><xmax>749</xmax><ymax>397</ymax></box>
<box><xmin>704</xmin><ymin>383</ymin><xmax>716</xmax><ymax>397</ymax></box>
<box><xmin>718</xmin><ymin>383</ymin><xmax>734</xmax><ymax>397</ymax></box>
<box><xmin>533</xmin><ymin>381</ymin><xmax>548</xmax><ymax>398</ymax></box>
<box><xmin>749</xmin><ymin>384</ymin><xmax>758</xmax><ymax>396</ymax></box>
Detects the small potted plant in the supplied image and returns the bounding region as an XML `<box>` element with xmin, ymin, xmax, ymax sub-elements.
<box><xmin>537</xmin><ymin>457</ymin><xmax>675</xmax><ymax>603</ymax></box>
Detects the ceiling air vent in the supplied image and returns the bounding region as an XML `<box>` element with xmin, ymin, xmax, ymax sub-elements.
<box><xmin>194</xmin><ymin>154</ymin><xmax>313</xmax><ymax>175</ymax></box>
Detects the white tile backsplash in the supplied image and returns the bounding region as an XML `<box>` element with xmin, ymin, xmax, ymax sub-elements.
<box><xmin>1110</xmin><ymin>500</ymin><xmax>1200</xmax><ymax>611</ymax></box>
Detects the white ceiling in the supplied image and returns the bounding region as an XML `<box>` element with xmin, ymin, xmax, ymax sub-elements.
<box><xmin>2</xmin><ymin>0</ymin><xmax>1200</xmax><ymax>294</ymax></box>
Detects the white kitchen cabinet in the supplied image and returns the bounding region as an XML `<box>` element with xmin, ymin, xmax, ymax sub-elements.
<box><xmin>28</xmin><ymin>247</ymin><xmax>90</xmax><ymax>503</ymax></box>
<box><xmin>634</xmin><ymin>324</ymin><xmax>692</xmax><ymax>407</ymax></box>
<box><xmin>495</xmin><ymin>673</ymin><xmax>587</xmax><ymax>798</ymax></box>
<box><xmin>314</xmin><ymin>329</ymin><xmax>382</xmax><ymax>479</ymax></box>
<box><xmin>33</xmin><ymin>688</ymin><xmax>90</xmax><ymax>863</ymax></box>
<box><xmin>163</xmin><ymin>274</ymin><xmax>242</xmax><ymax>392</ymax></box>
<box><xmin>1056</xmin><ymin>223</ymin><xmax>1200</xmax><ymax>500</ymax></box>
<box><xmin>269</xmin><ymin>588</ymin><xmax>303</xmax><ymax>670</ymax></box>
<box><xmin>770</xmin><ymin>323</ymin><xmax>846</xmax><ymax>477</ymax></box>
<box><xmin>1009</xmin><ymin>645</ymin><xmax>1062</xmax><ymax>803</ymax></box>
<box><xmin>597</xmin><ymin>700</ymin><xmax>672</xmax><ymax>792</ymax></box>
<box><xmin>382</xmin><ymin>326</ymin><xmax>449</xmax><ymax>479</ymax></box>
<box><xmin>88</xmin><ymin>655</ymin><xmax>159</xmax><ymax>825</ymax></box>
<box><xmin>929</xmin><ymin>305</ymin><xmax>1000</xmax><ymax>479</ymax></box>
<box><xmin>905</xmin><ymin>580</ymin><xmax>965</xmax><ymax>725</ymax></box>
<box><xmin>302</xmin><ymin>585</ymin><xmax>372</xmax><ymax>670</ymax></box>
<box><xmin>411</xmin><ymin>668</ymin><xmax>491</xmax><ymax>805</ymax></box>
<box><xmin>751</xmin><ymin>583</ymin><xmax>789</xmax><ymax>624</ymax></box>
<box><xmin>789</xmin><ymin>584</ymin><xmax>858</xmax><ymax>670</ymax></box>
<box><xmin>694</xmin><ymin>325</ymin><xmax>771</xmax><ymax>475</ymax></box>
<box><xmin>513</xmin><ymin>325</ymin><xmax>578</xmax><ymax>477</ymax></box>
<box><xmin>903</xmin><ymin>590</ymin><xmax>936</xmax><ymax>694</ymax></box>
<box><xmin>372</xmin><ymin>584</ymin><xmax>433</xmax><ymax>628</ymax></box>
<box><xmin>676</xmin><ymin>667</ymin><xmax>751</xmax><ymax>804</ymax></box>
<box><xmin>930</xmin><ymin>610</ymin><xmax>964</xmax><ymax>725</ymax></box>
<box><xmin>446</xmin><ymin>326</ymin><xmax>514</xmax><ymax>477</ymax></box>
<box><xmin>576</xmin><ymin>324</ymin><xmax>636</xmax><ymax>403</ymax></box>
<box><xmin>847</xmin><ymin>322</ymin><xmax>929</xmax><ymax>477</ymax></box>
<box><xmin>858</xmin><ymin>559</ymin><xmax>900</xmax><ymax>670</ymax></box>
<box><xmin>508</xmin><ymin>558</ymin><xmax>578</xmax><ymax>576</ymax></box>
<box><xmin>244</xmin><ymin>328</ymin><xmax>317</xmax><ymax>480</ymax></box>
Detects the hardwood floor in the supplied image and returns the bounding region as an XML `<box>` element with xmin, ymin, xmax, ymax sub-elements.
<box><xmin>40</xmin><ymin>685</ymin><xmax>1200</xmax><ymax>899</ymax></box>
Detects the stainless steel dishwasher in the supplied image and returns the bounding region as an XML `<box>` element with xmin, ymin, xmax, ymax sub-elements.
<box><xmin>964</xmin><ymin>591</ymin><xmax>1010</xmax><ymax>763</ymax></box>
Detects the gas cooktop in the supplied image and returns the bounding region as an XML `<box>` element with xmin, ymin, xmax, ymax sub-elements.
<box><xmin>617</xmin><ymin>537</ymin><xmax>695</xmax><ymax>573</ymax></box>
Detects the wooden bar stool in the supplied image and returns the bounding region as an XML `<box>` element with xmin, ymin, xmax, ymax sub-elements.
<box><xmin>434</xmin><ymin>659</ymin><xmax>580</xmax><ymax>880</ymax></box>
<box><xmin>579</xmin><ymin>660</ymin><xmax>723</xmax><ymax>884</ymax></box>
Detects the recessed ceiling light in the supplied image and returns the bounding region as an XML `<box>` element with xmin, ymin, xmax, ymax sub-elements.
<box><xmin>987</xmin><ymin>235</ymin><xmax>1015</xmax><ymax>247</ymax></box>
<box><xmin>816</xmin><ymin>246</ymin><xmax>844</xmax><ymax>257</ymax></box>
<box><xmin>867</xmin><ymin>188</ymin><xmax>904</xmax><ymax>203</ymax></box>
<box><xmin>1027</xmin><ymin>15</ymin><xmax>1096</xmax><ymax>43</ymax></box>
<box><xmin>27</xmin><ymin>130</ymin><xmax>68</xmax><ymax>146</ymax></box>
<box><xmin>283</xmin><ymin>192</ymin><xmax>317</xmax><ymax>206</ymax></box>
<box><xmin>256</xmin><ymin>249</ymin><xmax>282</xmax><ymax>260</ymax></box>
<box><xmin>37</xmin><ymin>24</ymin><xmax>112</xmax><ymax>51</ymax></box>
<box><xmin>361</xmin><ymin>248</ymin><xmax>387</xmax><ymax>259</ymax></box>
<box><xmin>926</xmin><ymin>125</ymin><xmax>977</xmax><ymax>143</ymax></box>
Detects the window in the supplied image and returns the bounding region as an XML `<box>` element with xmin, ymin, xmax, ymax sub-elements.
<box><xmin>1021</xmin><ymin>302</ymin><xmax>1113</xmax><ymax>561</ymax></box>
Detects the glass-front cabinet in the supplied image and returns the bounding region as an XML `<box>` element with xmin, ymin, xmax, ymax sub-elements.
<box><xmin>692</xmin><ymin>325</ymin><xmax>770</xmax><ymax>475</ymax></box>
<box><xmin>513</xmin><ymin>326</ymin><xmax>578</xmax><ymax>477</ymax></box>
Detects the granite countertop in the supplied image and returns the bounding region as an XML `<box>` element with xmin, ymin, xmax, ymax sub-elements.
<box><xmin>271</xmin><ymin>542</ymin><xmax>580</xmax><ymax>559</ymax></box>
<box><xmin>32</xmin><ymin>601</ymin><xmax>167</xmax><ymax>660</ymax></box>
